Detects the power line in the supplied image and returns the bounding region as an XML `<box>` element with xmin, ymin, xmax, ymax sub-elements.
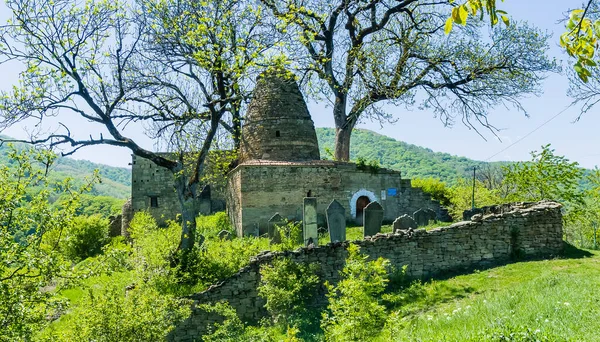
<box><xmin>484</xmin><ymin>106</ymin><xmax>572</xmax><ymax>162</ymax></box>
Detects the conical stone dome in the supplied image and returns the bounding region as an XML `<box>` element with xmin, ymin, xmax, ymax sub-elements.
<box><xmin>239</xmin><ymin>69</ymin><xmax>321</xmax><ymax>162</ymax></box>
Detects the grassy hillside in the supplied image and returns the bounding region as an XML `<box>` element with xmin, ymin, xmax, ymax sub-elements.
<box><xmin>316</xmin><ymin>128</ymin><xmax>500</xmax><ymax>183</ymax></box>
<box><xmin>0</xmin><ymin>139</ymin><xmax>131</xmax><ymax>198</ymax></box>
<box><xmin>384</xmin><ymin>247</ymin><xmax>600</xmax><ymax>341</ymax></box>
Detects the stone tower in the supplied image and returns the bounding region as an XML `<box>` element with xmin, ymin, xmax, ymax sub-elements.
<box><xmin>239</xmin><ymin>69</ymin><xmax>321</xmax><ymax>162</ymax></box>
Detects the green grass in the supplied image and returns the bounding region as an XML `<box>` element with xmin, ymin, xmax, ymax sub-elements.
<box><xmin>380</xmin><ymin>248</ymin><xmax>600</xmax><ymax>341</ymax></box>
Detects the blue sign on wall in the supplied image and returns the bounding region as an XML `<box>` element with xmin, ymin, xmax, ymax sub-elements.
<box><xmin>387</xmin><ymin>188</ymin><xmax>397</xmax><ymax>196</ymax></box>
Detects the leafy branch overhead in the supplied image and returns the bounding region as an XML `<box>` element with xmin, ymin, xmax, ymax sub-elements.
<box><xmin>445</xmin><ymin>0</ymin><xmax>510</xmax><ymax>34</ymax></box>
<box><xmin>261</xmin><ymin>0</ymin><xmax>555</xmax><ymax>162</ymax></box>
<box><xmin>561</xmin><ymin>1</ymin><xmax>600</xmax><ymax>83</ymax></box>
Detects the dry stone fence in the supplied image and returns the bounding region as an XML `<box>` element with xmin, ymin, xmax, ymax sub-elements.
<box><xmin>169</xmin><ymin>201</ymin><xmax>564</xmax><ymax>341</ymax></box>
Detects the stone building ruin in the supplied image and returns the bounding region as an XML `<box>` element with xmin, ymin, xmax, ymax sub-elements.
<box><xmin>130</xmin><ymin>69</ymin><xmax>449</xmax><ymax>235</ymax></box>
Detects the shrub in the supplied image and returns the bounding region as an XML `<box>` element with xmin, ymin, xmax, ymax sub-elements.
<box><xmin>129</xmin><ymin>212</ymin><xmax>181</xmax><ymax>291</ymax></box>
<box><xmin>273</xmin><ymin>220</ymin><xmax>303</xmax><ymax>251</ymax></box>
<box><xmin>258</xmin><ymin>257</ymin><xmax>321</xmax><ymax>327</ymax></box>
<box><xmin>197</xmin><ymin>212</ymin><xmax>234</xmax><ymax>238</ymax></box>
<box><xmin>42</xmin><ymin>284</ymin><xmax>191</xmax><ymax>342</ymax></box>
<box><xmin>73</xmin><ymin>237</ymin><xmax>134</xmax><ymax>279</ymax></box>
<box><xmin>191</xmin><ymin>236</ymin><xmax>271</xmax><ymax>286</ymax></box>
<box><xmin>63</xmin><ymin>215</ymin><xmax>110</xmax><ymax>262</ymax></box>
<box><xmin>321</xmin><ymin>244</ymin><xmax>390</xmax><ymax>341</ymax></box>
<box><xmin>200</xmin><ymin>302</ymin><xmax>297</xmax><ymax>342</ymax></box>
<box><xmin>0</xmin><ymin>146</ymin><xmax>95</xmax><ymax>341</ymax></box>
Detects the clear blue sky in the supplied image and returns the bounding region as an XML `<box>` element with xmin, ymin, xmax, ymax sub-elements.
<box><xmin>1</xmin><ymin>0</ymin><xmax>597</xmax><ymax>169</ymax></box>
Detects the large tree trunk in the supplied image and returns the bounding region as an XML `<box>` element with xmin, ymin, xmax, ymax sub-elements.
<box><xmin>333</xmin><ymin>94</ymin><xmax>354</xmax><ymax>162</ymax></box>
<box><xmin>176</xmin><ymin>174</ymin><xmax>198</xmax><ymax>252</ymax></box>
<box><xmin>334</xmin><ymin>127</ymin><xmax>352</xmax><ymax>162</ymax></box>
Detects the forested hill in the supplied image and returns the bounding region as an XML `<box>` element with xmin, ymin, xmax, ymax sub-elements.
<box><xmin>2</xmin><ymin>129</ymin><xmax>504</xmax><ymax>197</ymax></box>
<box><xmin>316</xmin><ymin>128</ymin><xmax>496</xmax><ymax>183</ymax></box>
<box><xmin>0</xmin><ymin>139</ymin><xmax>131</xmax><ymax>199</ymax></box>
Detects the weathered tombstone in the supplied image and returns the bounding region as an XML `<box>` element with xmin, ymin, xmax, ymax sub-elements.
<box><xmin>326</xmin><ymin>200</ymin><xmax>346</xmax><ymax>243</ymax></box>
<box><xmin>393</xmin><ymin>214</ymin><xmax>417</xmax><ymax>232</ymax></box>
<box><xmin>424</xmin><ymin>208</ymin><xmax>437</xmax><ymax>222</ymax></box>
<box><xmin>413</xmin><ymin>208</ymin><xmax>436</xmax><ymax>227</ymax></box>
<box><xmin>462</xmin><ymin>207</ymin><xmax>483</xmax><ymax>221</ymax></box>
<box><xmin>268</xmin><ymin>213</ymin><xmax>285</xmax><ymax>244</ymax></box>
<box><xmin>217</xmin><ymin>230</ymin><xmax>233</xmax><ymax>240</ymax></box>
<box><xmin>303</xmin><ymin>198</ymin><xmax>319</xmax><ymax>246</ymax></box>
<box><xmin>199</xmin><ymin>198</ymin><xmax>212</xmax><ymax>215</ymax></box>
<box><xmin>363</xmin><ymin>201</ymin><xmax>384</xmax><ymax>237</ymax></box>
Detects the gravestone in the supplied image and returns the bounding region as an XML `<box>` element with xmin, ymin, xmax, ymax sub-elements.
<box><xmin>303</xmin><ymin>198</ymin><xmax>319</xmax><ymax>246</ymax></box>
<box><xmin>363</xmin><ymin>201</ymin><xmax>384</xmax><ymax>237</ymax></box>
<box><xmin>393</xmin><ymin>214</ymin><xmax>417</xmax><ymax>232</ymax></box>
<box><xmin>326</xmin><ymin>200</ymin><xmax>346</xmax><ymax>243</ymax></box>
<box><xmin>268</xmin><ymin>213</ymin><xmax>285</xmax><ymax>244</ymax></box>
<box><xmin>199</xmin><ymin>198</ymin><xmax>212</xmax><ymax>216</ymax></box>
<box><xmin>217</xmin><ymin>230</ymin><xmax>233</xmax><ymax>240</ymax></box>
<box><xmin>462</xmin><ymin>207</ymin><xmax>484</xmax><ymax>221</ymax></box>
<box><xmin>413</xmin><ymin>208</ymin><xmax>436</xmax><ymax>227</ymax></box>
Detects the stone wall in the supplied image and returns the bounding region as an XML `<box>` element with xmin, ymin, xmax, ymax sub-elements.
<box><xmin>131</xmin><ymin>155</ymin><xmax>225</xmax><ymax>226</ymax></box>
<box><xmin>131</xmin><ymin>155</ymin><xmax>181</xmax><ymax>226</ymax></box>
<box><xmin>226</xmin><ymin>161</ymin><xmax>442</xmax><ymax>236</ymax></box>
<box><xmin>170</xmin><ymin>201</ymin><xmax>564</xmax><ymax>341</ymax></box>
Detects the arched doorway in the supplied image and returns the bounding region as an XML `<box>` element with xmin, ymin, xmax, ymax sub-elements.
<box><xmin>349</xmin><ymin>189</ymin><xmax>378</xmax><ymax>220</ymax></box>
<box><xmin>355</xmin><ymin>196</ymin><xmax>371</xmax><ymax>225</ymax></box>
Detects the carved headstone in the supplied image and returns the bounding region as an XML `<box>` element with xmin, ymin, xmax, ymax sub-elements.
<box><xmin>303</xmin><ymin>198</ymin><xmax>319</xmax><ymax>246</ymax></box>
<box><xmin>199</xmin><ymin>198</ymin><xmax>212</xmax><ymax>216</ymax></box>
<box><xmin>363</xmin><ymin>201</ymin><xmax>384</xmax><ymax>237</ymax></box>
<box><xmin>268</xmin><ymin>213</ymin><xmax>285</xmax><ymax>244</ymax></box>
<box><xmin>413</xmin><ymin>208</ymin><xmax>436</xmax><ymax>227</ymax></box>
<box><xmin>393</xmin><ymin>214</ymin><xmax>417</xmax><ymax>232</ymax></box>
<box><xmin>326</xmin><ymin>200</ymin><xmax>346</xmax><ymax>243</ymax></box>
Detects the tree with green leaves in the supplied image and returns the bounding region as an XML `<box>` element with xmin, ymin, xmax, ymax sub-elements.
<box><xmin>321</xmin><ymin>244</ymin><xmax>391</xmax><ymax>341</ymax></box>
<box><xmin>0</xmin><ymin>0</ymin><xmax>270</xmax><ymax>259</ymax></box>
<box><xmin>564</xmin><ymin>167</ymin><xmax>600</xmax><ymax>249</ymax></box>
<box><xmin>0</xmin><ymin>146</ymin><xmax>94</xmax><ymax>341</ymax></box>
<box><xmin>260</xmin><ymin>0</ymin><xmax>556</xmax><ymax>161</ymax></box>
<box><xmin>502</xmin><ymin>144</ymin><xmax>584</xmax><ymax>204</ymax></box>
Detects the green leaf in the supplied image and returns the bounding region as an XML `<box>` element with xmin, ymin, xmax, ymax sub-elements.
<box><xmin>444</xmin><ymin>17</ymin><xmax>454</xmax><ymax>35</ymax></box>
<box><xmin>459</xmin><ymin>5</ymin><xmax>468</xmax><ymax>25</ymax></box>
<box><xmin>501</xmin><ymin>15</ymin><xmax>510</xmax><ymax>27</ymax></box>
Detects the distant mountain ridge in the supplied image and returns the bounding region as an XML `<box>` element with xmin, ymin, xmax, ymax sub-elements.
<box><xmin>0</xmin><ymin>139</ymin><xmax>131</xmax><ymax>198</ymax></box>
<box><xmin>316</xmin><ymin>128</ymin><xmax>497</xmax><ymax>183</ymax></box>
<box><xmin>1</xmin><ymin>129</ymin><xmax>497</xmax><ymax>198</ymax></box>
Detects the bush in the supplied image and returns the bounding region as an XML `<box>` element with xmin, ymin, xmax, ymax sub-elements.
<box><xmin>200</xmin><ymin>302</ymin><xmax>299</xmax><ymax>342</ymax></box>
<box><xmin>258</xmin><ymin>257</ymin><xmax>321</xmax><ymax>327</ymax></box>
<box><xmin>321</xmin><ymin>244</ymin><xmax>391</xmax><ymax>341</ymax></box>
<box><xmin>190</xmin><ymin>236</ymin><xmax>271</xmax><ymax>286</ymax></box>
<box><xmin>41</xmin><ymin>284</ymin><xmax>191</xmax><ymax>342</ymax></box>
<box><xmin>129</xmin><ymin>212</ymin><xmax>181</xmax><ymax>292</ymax></box>
<box><xmin>273</xmin><ymin>220</ymin><xmax>303</xmax><ymax>251</ymax></box>
<box><xmin>197</xmin><ymin>212</ymin><xmax>234</xmax><ymax>238</ymax></box>
<box><xmin>63</xmin><ymin>215</ymin><xmax>110</xmax><ymax>262</ymax></box>
<box><xmin>0</xmin><ymin>146</ymin><xmax>96</xmax><ymax>341</ymax></box>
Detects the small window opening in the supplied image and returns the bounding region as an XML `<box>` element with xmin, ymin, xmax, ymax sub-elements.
<box><xmin>307</xmin><ymin>190</ymin><xmax>312</xmax><ymax>197</ymax></box>
<box><xmin>150</xmin><ymin>196</ymin><xmax>159</xmax><ymax>208</ymax></box>
<box><xmin>275</xmin><ymin>130</ymin><xmax>281</xmax><ymax>137</ymax></box>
